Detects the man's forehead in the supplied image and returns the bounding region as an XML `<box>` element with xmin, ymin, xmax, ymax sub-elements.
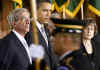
<box><xmin>20</xmin><ymin>12</ymin><xmax>29</xmax><ymax>17</ymax></box>
<box><xmin>40</xmin><ymin>2</ymin><xmax>51</xmax><ymax>8</ymax></box>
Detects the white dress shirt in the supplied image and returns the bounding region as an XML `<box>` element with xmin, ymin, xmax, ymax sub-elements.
<box><xmin>12</xmin><ymin>29</ymin><xmax>32</xmax><ymax>64</ymax></box>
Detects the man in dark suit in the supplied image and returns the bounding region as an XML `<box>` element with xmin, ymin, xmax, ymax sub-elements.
<box><xmin>52</xmin><ymin>30</ymin><xmax>81</xmax><ymax>70</ymax></box>
<box><xmin>0</xmin><ymin>8</ymin><xmax>32</xmax><ymax>70</ymax></box>
<box><xmin>25</xmin><ymin>1</ymin><xmax>57</xmax><ymax>70</ymax></box>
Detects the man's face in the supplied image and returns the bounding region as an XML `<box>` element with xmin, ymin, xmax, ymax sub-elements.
<box><xmin>14</xmin><ymin>12</ymin><xmax>30</xmax><ymax>34</ymax></box>
<box><xmin>52</xmin><ymin>33</ymin><xmax>81</xmax><ymax>56</ymax></box>
<box><xmin>37</xmin><ymin>2</ymin><xmax>52</xmax><ymax>24</ymax></box>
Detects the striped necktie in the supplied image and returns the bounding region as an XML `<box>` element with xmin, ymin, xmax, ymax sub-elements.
<box><xmin>41</xmin><ymin>26</ymin><xmax>48</xmax><ymax>46</ymax></box>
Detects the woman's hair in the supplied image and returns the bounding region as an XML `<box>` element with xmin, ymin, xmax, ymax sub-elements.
<box><xmin>83</xmin><ymin>19</ymin><xmax>98</xmax><ymax>36</ymax></box>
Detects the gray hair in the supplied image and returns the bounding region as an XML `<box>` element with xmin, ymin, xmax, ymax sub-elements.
<box><xmin>7</xmin><ymin>8</ymin><xmax>30</xmax><ymax>27</ymax></box>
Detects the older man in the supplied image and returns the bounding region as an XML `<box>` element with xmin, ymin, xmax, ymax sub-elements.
<box><xmin>0</xmin><ymin>8</ymin><xmax>31</xmax><ymax>70</ymax></box>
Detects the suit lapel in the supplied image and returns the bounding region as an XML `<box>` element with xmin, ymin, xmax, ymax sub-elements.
<box><xmin>10</xmin><ymin>32</ymin><xmax>30</xmax><ymax>64</ymax></box>
<box><xmin>37</xmin><ymin>28</ymin><xmax>50</xmax><ymax>54</ymax></box>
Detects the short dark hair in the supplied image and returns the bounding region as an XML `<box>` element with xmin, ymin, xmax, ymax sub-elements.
<box><xmin>37</xmin><ymin>0</ymin><xmax>51</xmax><ymax>9</ymax></box>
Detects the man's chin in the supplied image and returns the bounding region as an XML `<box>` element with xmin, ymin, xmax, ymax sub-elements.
<box><xmin>43</xmin><ymin>19</ymin><xmax>49</xmax><ymax>23</ymax></box>
<box><xmin>44</xmin><ymin>23</ymin><xmax>48</xmax><ymax>25</ymax></box>
<box><xmin>86</xmin><ymin>37</ymin><xmax>93</xmax><ymax>40</ymax></box>
<box><xmin>25</xmin><ymin>29</ymin><xmax>30</xmax><ymax>33</ymax></box>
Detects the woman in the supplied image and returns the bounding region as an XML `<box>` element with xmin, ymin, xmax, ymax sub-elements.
<box><xmin>82</xmin><ymin>20</ymin><xmax>97</xmax><ymax>54</ymax></box>
<box><xmin>71</xmin><ymin>19</ymin><xmax>98</xmax><ymax>70</ymax></box>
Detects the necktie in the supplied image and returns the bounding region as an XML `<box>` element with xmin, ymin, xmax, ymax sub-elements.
<box><xmin>41</xmin><ymin>26</ymin><xmax>48</xmax><ymax>46</ymax></box>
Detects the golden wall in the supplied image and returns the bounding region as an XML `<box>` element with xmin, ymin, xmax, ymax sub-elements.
<box><xmin>0</xmin><ymin>0</ymin><xmax>13</xmax><ymax>38</ymax></box>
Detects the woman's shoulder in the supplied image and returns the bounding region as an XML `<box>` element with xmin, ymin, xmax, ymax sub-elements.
<box><xmin>92</xmin><ymin>33</ymin><xmax>100</xmax><ymax>42</ymax></box>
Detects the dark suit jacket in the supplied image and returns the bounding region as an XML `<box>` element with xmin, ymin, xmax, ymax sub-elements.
<box><xmin>92</xmin><ymin>33</ymin><xmax>100</xmax><ymax>70</ymax></box>
<box><xmin>70</xmin><ymin>45</ymin><xmax>95</xmax><ymax>70</ymax></box>
<box><xmin>71</xmin><ymin>36</ymin><xmax>100</xmax><ymax>70</ymax></box>
<box><xmin>25</xmin><ymin>23</ymin><xmax>56</xmax><ymax>70</ymax></box>
<box><xmin>0</xmin><ymin>31</ymin><xmax>31</xmax><ymax>70</ymax></box>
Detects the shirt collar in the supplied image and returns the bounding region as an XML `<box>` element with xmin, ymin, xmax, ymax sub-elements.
<box><xmin>12</xmin><ymin>29</ymin><xmax>25</xmax><ymax>42</ymax></box>
<box><xmin>35</xmin><ymin>20</ymin><xmax>44</xmax><ymax>30</ymax></box>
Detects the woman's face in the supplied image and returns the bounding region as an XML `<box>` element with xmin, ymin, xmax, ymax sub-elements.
<box><xmin>83</xmin><ymin>23</ymin><xmax>95</xmax><ymax>40</ymax></box>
